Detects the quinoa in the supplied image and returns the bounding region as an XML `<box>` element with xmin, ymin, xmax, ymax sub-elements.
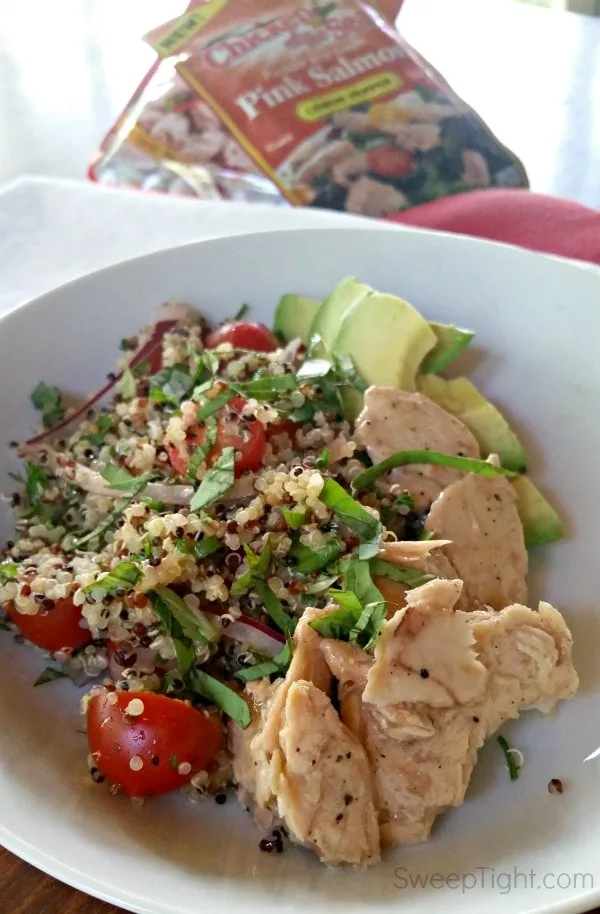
<box><xmin>0</xmin><ymin>300</ymin><xmax>407</xmax><ymax>805</ymax></box>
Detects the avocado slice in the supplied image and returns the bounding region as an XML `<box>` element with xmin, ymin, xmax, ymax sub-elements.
<box><xmin>333</xmin><ymin>292</ymin><xmax>437</xmax><ymax>391</ymax></box>
<box><xmin>274</xmin><ymin>294</ymin><xmax>320</xmax><ymax>344</ymax></box>
<box><xmin>308</xmin><ymin>277</ymin><xmax>372</xmax><ymax>354</ymax></box>
<box><xmin>422</xmin><ymin>322</ymin><xmax>475</xmax><ymax>374</ymax></box>
<box><xmin>512</xmin><ymin>475</ymin><xmax>565</xmax><ymax>546</ymax></box>
<box><xmin>418</xmin><ymin>374</ymin><xmax>527</xmax><ymax>471</ymax></box>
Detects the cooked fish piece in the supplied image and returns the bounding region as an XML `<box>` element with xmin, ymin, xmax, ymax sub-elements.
<box><xmin>425</xmin><ymin>473</ymin><xmax>528</xmax><ymax>609</ymax></box>
<box><xmin>272</xmin><ymin>680</ymin><xmax>381</xmax><ymax>867</ymax></box>
<box><xmin>355</xmin><ymin>387</ymin><xmax>480</xmax><ymax>508</ymax></box>
<box><xmin>375</xmin><ymin>538</ymin><xmax>469</xmax><ymax>613</ymax></box>
<box><xmin>322</xmin><ymin>578</ymin><xmax>577</xmax><ymax>846</ymax></box>
<box><xmin>229</xmin><ymin>606</ymin><xmax>332</xmax><ymax>821</ymax></box>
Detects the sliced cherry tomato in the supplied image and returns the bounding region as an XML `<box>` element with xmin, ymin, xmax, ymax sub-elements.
<box><xmin>6</xmin><ymin>597</ymin><xmax>91</xmax><ymax>653</ymax></box>
<box><xmin>168</xmin><ymin>397</ymin><xmax>266</xmax><ymax>479</ymax></box>
<box><xmin>366</xmin><ymin>146</ymin><xmax>414</xmax><ymax>180</ymax></box>
<box><xmin>205</xmin><ymin>321</ymin><xmax>279</xmax><ymax>352</ymax></box>
<box><xmin>87</xmin><ymin>690</ymin><xmax>223</xmax><ymax>797</ymax></box>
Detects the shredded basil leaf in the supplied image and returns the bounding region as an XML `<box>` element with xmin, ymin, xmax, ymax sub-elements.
<box><xmin>0</xmin><ymin>562</ymin><xmax>18</xmax><ymax>584</ymax></box>
<box><xmin>282</xmin><ymin>506</ymin><xmax>309</xmax><ymax>530</ymax></box>
<box><xmin>34</xmin><ymin>667</ymin><xmax>68</xmax><ymax>686</ymax></box>
<box><xmin>352</xmin><ymin>450</ymin><xmax>516</xmax><ymax>493</ymax></box>
<box><xmin>187</xmin><ymin>423</ymin><xmax>217</xmax><ymax>480</ymax></box>
<box><xmin>118</xmin><ymin>368</ymin><xmax>136</xmax><ymax>401</ymax></box>
<box><xmin>194</xmin><ymin>390</ymin><xmax>235</xmax><ymax>419</ymax></box>
<box><xmin>290</xmin><ymin>539</ymin><xmax>342</xmax><ymax>575</ymax></box>
<box><xmin>327</xmin><ymin>589</ymin><xmax>363</xmax><ymax>612</ymax></box>
<box><xmin>315</xmin><ymin>448</ymin><xmax>330</xmax><ymax>469</ymax></box>
<box><xmin>148</xmin><ymin>586</ymin><xmax>219</xmax><ymax>645</ymax></box>
<box><xmin>232</xmin><ymin>374</ymin><xmax>297</xmax><ymax>400</ymax></box>
<box><xmin>132</xmin><ymin>358</ymin><xmax>150</xmax><ymax>378</ymax></box>
<box><xmin>85</xmin><ymin>560</ymin><xmax>141</xmax><ymax>595</ymax></box>
<box><xmin>83</xmin><ymin>413</ymin><xmax>113</xmax><ymax>447</ymax></box>
<box><xmin>256</xmin><ymin>581</ymin><xmax>295</xmax><ymax>635</ymax></box>
<box><xmin>189</xmin><ymin>446</ymin><xmax>235</xmax><ymax>512</ymax></box>
<box><xmin>419</xmin><ymin>529</ymin><xmax>435</xmax><ymax>541</ymax></box>
<box><xmin>497</xmin><ymin>734</ymin><xmax>520</xmax><ymax>781</ymax></box>
<box><xmin>174</xmin><ymin>535</ymin><xmax>222</xmax><ymax>561</ymax></box>
<box><xmin>31</xmin><ymin>382</ymin><xmax>65</xmax><ymax>428</ymax></box>
<box><xmin>100</xmin><ymin>464</ymin><xmax>150</xmax><ymax>494</ymax></box>
<box><xmin>172</xmin><ymin>637</ymin><xmax>196</xmax><ymax>676</ymax></box>
<box><xmin>235</xmin><ymin>638</ymin><xmax>293</xmax><ymax>683</ymax></box>
<box><xmin>309</xmin><ymin>604</ymin><xmax>362</xmax><ymax>640</ymax></box>
<box><xmin>369</xmin><ymin>558</ymin><xmax>434</xmax><ymax>589</ymax></box>
<box><xmin>142</xmin><ymin>496</ymin><xmax>165</xmax><ymax>512</ymax></box>
<box><xmin>73</xmin><ymin>478</ymin><xmax>149</xmax><ymax>548</ymax></box>
<box><xmin>234</xmin><ymin>303</ymin><xmax>250</xmax><ymax>321</ymax></box>
<box><xmin>188</xmin><ymin>668</ymin><xmax>251</xmax><ymax>728</ymax></box>
<box><xmin>25</xmin><ymin>462</ymin><xmax>49</xmax><ymax>507</ymax></box>
<box><xmin>149</xmin><ymin>365</ymin><xmax>193</xmax><ymax>405</ymax></box>
<box><xmin>319</xmin><ymin>478</ymin><xmax>382</xmax><ymax>558</ymax></box>
<box><xmin>349</xmin><ymin>600</ymin><xmax>385</xmax><ymax>648</ymax></box>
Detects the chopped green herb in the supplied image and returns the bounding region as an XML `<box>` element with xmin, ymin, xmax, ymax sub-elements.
<box><xmin>315</xmin><ymin>448</ymin><xmax>330</xmax><ymax>469</ymax></box>
<box><xmin>169</xmin><ymin>754</ymin><xmax>179</xmax><ymax>771</ymax></box>
<box><xmin>309</xmin><ymin>604</ymin><xmax>362</xmax><ymax>640</ymax></box>
<box><xmin>172</xmin><ymin>637</ymin><xmax>196</xmax><ymax>676</ymax></box>
<box><xmin>0</xmin><ymin>562</ymin><xmax>18</xmax><ymax>584</ymax></box>
<box><xmin>132</xmin><ymin>358</ymin><xmax>150</xmax><ymax>378</ymax></box>
<box><xmin>100</xmin><ymin>464</ymin><xmax>150</xmax><ymax>494</ymax></box>
<box><xmin>235</xmin><ymin>638</ymin><xmax>293</xmax><ymax>683</ymax></box>
<box><xmin>190</xmin><ymin>446</ymin><xmax>235</xmax><ymax>511</ymax></box>
<box><xmin>234</xmin><ymin>303</ymin><xmax>250</xmax><ymax>321</ymax></box>
<box><xmin>393</xmin><ymin>492</ymin><xmax>415</xmax><ymax>512</ymax></box>
<box><xmin>290</xmin><ymin>539</ymin><xmax>342</xmax><ymax>575</ymax></box>
<box><xmin>318</xmin><ymin>478</ymin><xmax>382</xmax><ymax>558</ymax></box>
<box><xmin>25</xmin><ymin>463</ymin><xmax>49</xmax><ymax>507</ymax></box>
<box><xmin>174</xmin><ymin>535</ymin><xmax>222</xmax><ymax>561</ymax></box>
<box><xmin>118</xmin><ymin>368</ymin><xmax>136</xmax><ymax>401</ymax></box>
<box><xmin>31</xmin><ymin>382</ymin><xmax>65</xmax><ymax>428</ymax></box>
<box><xmin>232</xmin><ymin>374</ymin><xmax>297</xmax><ymax>400</ymax></box>
<box><xmin>142</xmin><ymin>496</ymin><xmax>165</xmax><ymax>512</ymax></box>
<box><xmin>187</xmin><ymin>423</ymin><xmax>217</xmax><ymax>480</ymax></box>
<box><xmin>282</xmin><ymin>506</ymin><xmax>309</xmax><ymax>530</ymax></box>
<box><xmin>255</xmin><ymin>580</ymin><xmax>295</xmax><ymax>635</ymax></box>
<box><xmin>188</xmin><ymin>669</ymin><xmax>251</xmax><ymax>728</ymax></box>
<box><xmin>194</xmin><ymin>390</ymin><xmax>234</xmax><ymax>419</ymax></box>
<box><xmin>83</xmin><ymin>414</ymin><xmax>112</xmax><ymax>447</ymax></box>
<box><xmin>34</xmin><ymin>667</ymin><xmax>68</xmax><ymax>686</ymax></box>
<box><xmin>497</xmin><ymin>734</ymin><xmax>520</xmax><ymax>781</ymax></box>
<box><xmin>349</xmin><ymin>601</ymin><xmax>384</xmax><ymax>646</ymax></box>
<box><xmin>84</xmin><ymin>560</ymin><xmax>141</xmax><ymax>595</ymax></box>
<box><xmin>73</xmin><ymin>478</ymin><xmax>149</xmax><ymax>548</ymax></box>
<box><xmin>352</xmin><ymin>450</ymin><xmax>516</xmax><ymax>493</ymax></box>
<box><xmin>305</xmin><ymin>573</ymin><xmax>339</xmax><ymax>594</ymax></box>
<box><xmin>149</xmin><ymin>365</ymin><xmax>193</xmax><ymax>405</ymax></box>
<box><xmin>369</xmin><ymin>558</ymin><xmax>434</xmax><ymax>589</ymax></box>
<box><xmin>148</xmin><ymin>586</ymin><xmax>219</xmax><ymax>645</ymax></box>
<box><xmin>419</xmin><ymin>529</ymin><xmax>435</xmax><ymax>541</ymax></box>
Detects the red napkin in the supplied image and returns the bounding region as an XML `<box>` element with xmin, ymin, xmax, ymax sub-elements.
<box><xmin>387</xmin><ymin>190</ymin><xmax>600</xmax><ymax>266</ymax></box>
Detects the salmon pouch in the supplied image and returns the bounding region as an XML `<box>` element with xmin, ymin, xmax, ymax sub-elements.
<box><xmin>89</xmin><ymin>0</ymin><xmax>527</xmax><ymax>214</ymax></box>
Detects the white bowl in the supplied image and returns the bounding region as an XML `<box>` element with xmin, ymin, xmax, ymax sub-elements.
<box><xmin>1</xmin><ymin>226</ymin><xmax>600</xmax><ymax>914</ymax></box>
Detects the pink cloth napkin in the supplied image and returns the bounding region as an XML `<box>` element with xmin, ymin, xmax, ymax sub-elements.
<box><xmin>388</xmin><ymin>190</ymin><xmax>600</xmax><ymax>265</ymax></box>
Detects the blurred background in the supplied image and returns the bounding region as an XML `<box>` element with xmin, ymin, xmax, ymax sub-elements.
<box><xmin>0</xmin><ymin>0</ymin><xmax>599</xmax><ymax>205</ymax></box>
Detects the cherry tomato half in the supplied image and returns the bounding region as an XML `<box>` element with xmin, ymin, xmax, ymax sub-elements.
<box><xmin>205</xmin><ymin>321</ymin><xmax>279</xmax><ymax>352</ymax></box>
<box><xmin>6</xmin><ymin>597</ymin><xmax>91</xmax><ymax>653</ymax></box>
<box><xmin>366</xmin><ymin>146</ymin><xmax>414</xmax><ymax>180</ymax></box>
<box><xmin>168</xmin><ymin>397</ymin><xmax>266</xmax><ymax>479</ymax></box>
<box><xmin>87</xmin><ymin>690</ymin><xmax>223</xmax><ymax>797</ymax></box>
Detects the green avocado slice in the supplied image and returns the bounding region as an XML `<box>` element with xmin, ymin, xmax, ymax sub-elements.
<box><xmin>418</xmin><ymin>374</ymin><xmax>527</xmax><ymax>472</ymax></box>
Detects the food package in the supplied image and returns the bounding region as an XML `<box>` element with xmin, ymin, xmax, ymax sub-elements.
<box><xmin>89</xmin><ymin>0</ymin><xmax>527</xmax><ymax>214</ymax></box>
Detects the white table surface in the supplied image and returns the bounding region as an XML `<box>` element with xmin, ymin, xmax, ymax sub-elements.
<box><xmin>1</xmin><ymin>0</ymin><xmax>600</xmax><ymax>206</ymax></box>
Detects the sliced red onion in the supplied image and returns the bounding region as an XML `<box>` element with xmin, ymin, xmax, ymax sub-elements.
<box><xmin>55</xmin><ymin>463</ymin><xmax>256</xmax><ymax>506</ymax></box>
<box><xmin>25</xmin><ymin>300</ymin><xmax>195</xmax><ymax>446</ymax></box>
<box><xmin>223</xmin><ymin>620</ymin><xmax>285</xmax><ymax>657</ymax></box>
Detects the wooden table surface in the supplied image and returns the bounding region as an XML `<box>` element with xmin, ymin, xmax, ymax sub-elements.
<box><xmin>2</xmin><ymin>0</ymin><xmax>600</xmax><ymax>910</ymax></box>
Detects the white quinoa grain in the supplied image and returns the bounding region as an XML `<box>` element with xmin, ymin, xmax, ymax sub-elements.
<box><xmin>178</xmin><ymin>761</ymin><xmax>192</xmax><ymax>776</ymax></box>
<box><xmin>129</xmin><ymin>755</ymin><xmax>144</xmax><ymax>771</ymax></box>
<box><xmin>125</xmin><ymin>698</ymin><xmax>145</xmax><ymax>716</ymax></box>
